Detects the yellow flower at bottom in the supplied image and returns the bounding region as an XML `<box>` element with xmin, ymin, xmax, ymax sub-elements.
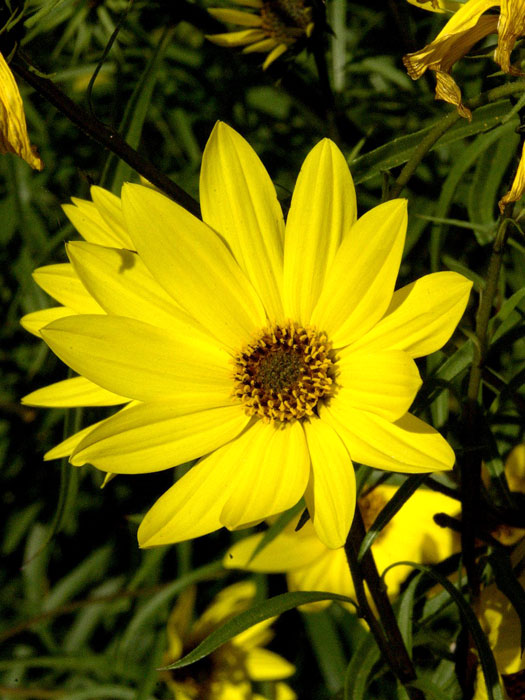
<box><xmin>206</xmin><ymin>0</ymin><xmax>315</xmax><ymax>69</ymax></box>
<box><xmin>23</xmin><ymin>122</ymin><xmax>472</xmax><ymax>551</ymax></box>
<box><xmin>0</xmin><ymin>51</ymin><xmax>43</xmax><ymax>170</ymax></box>
<box><xmin>224</xmin><ymin>484</ymin><xmax>461</xmax><ymax>612</ymax></box>
<box><xmin>162</xmin><ymin>581</ymin><xmax>296</xmax><ymax>700</ymax></box>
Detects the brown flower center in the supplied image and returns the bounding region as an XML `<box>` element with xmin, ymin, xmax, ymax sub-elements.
<box><xmin>260</xmin><ymin>0</ymin><xmax>313</xmax><ymax>43</ymax></box>
<box><xmin>233</xmin><ymin>322</ymin><xmax>337</xmax><ymax>423</ymax></box>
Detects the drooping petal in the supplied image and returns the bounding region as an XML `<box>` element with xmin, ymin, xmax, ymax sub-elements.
<box><xmin>32</xmin><ymin>264</ymin><xmax>104</xmax><ymax>314</ymax></box>
<box><xmin>322</xmin><ymin>405</ymin><xmax>455</xmax><ymax>472</ymax></box>
<box><xmin>245</xmin><ymin>648</ymin><xmax>295</xmax><ymax>681</ymax></box>
<box><xmin>206</xmin><ymin>29</ymin><xmax>267</xmax><ymax>47</ymax></box>
<box><xmin>303</xmin><ymin>419</ymin><xmax>355</xmax><ymax>549</ymax></box>
<box><xmin>63</xmin><ymin>197</ymin><xmax>133</xmax><ymax>249</ymax></box>
<box><xmin>262</xmin><ymin>44</ymin><xmax>288</xmax><ymax>69</ymax></box>
<box><xmin>22</xmin><ymin>376</ymin><xmax>129</xmax><ymax>407</ymax></box>
<box><xmin>40</xmin><ymin>314</ymin><xmax>232</xmax><ymax>403</ymax></box>
<box><xmin>200</xmin><ymin>122</ymin><xmax>285</xmax><ymax>321</ymax></box>
<box><xmin>20</xmin><ymin>306</ymin><xmax>76</xmax><ymax>337</ymax></box>
<box><xmin>283</xmin><ymin>139</ymin><xmax>357</xmax><ymax>324</ymax></box>
<box><xmin>208</xmin><ymin>8</ymin><xmax>263</xmax><ymax>26</ymax></box>
<box><xmin>66</xmin><ymin>241</ymin><xmax>196</xmax><ymax>331</ymax></box>
<box><xmin>495</xmin><ymin>0</ymin><xmax>525</xmax><ymax>73</ymax></box>
<box><xmin>349</xmin><ymin>271</ymin><xmax>472</xmax><ymax>358</ymax></box>
<box><xmin>220</xmin><ymin>420</ymin><xmax>310</xmax><ymax>529</ymax></box>
<box><xmin>122</xmin><ymin>183</ymin><xmax>267</xmax><ymax>352</ymax></box>
<box><xmin>138</xmin><ymin>429</ymin><xmax>257</xmax><ymax>547</ymax></box>
<box><xmin>70</xmin><ymin>402</ymin><xmax>250</xmax><ymax>473</ymax></box>
<box><xmin>0</xmin><ymin>52</ymin><xmax>43</xmax><ymax>170</ymax></box>
<box><xmin>334</xmin><ymin>348</ymin><xmax>422</xmax><ymax>422</ymax></box>
<box><xmin>310</xmin><ymin>199</ymin><xmax>407</xmax><ymax>346</ymax></box>
<box><xmin>499</xmin><ymin>141</ymin><xmax>525</xmax><ymax>213</ymax></box>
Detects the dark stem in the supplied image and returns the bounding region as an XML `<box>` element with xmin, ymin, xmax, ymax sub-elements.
<box><xmin>12</xmin><ymin>53</ymin><xmax>201</xmax><ymax>218</ymax></box>
<box><xmin>345</xmin><ymin>506</ymin><xmax>425</xmax><ymax>700</ymax></box>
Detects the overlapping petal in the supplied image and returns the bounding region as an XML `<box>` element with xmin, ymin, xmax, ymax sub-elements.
<box><xmin>63</xmin><ymin>197</ymin><xmax>133</xmax><ymax>249</ymax></box>
<box><xmin>122</xmin><ymin>183</ymin><xmax>267</xmax><ymax>352</ymax></box>
<box><xmin>20</xmin><ymin>307</ymin><xmax>76</xmax><ymax>337</ymax></box>
<box><xmin>282</xmin><ymin>139</ymin><xmax>357</xmax><ymax>324</ymax></box>
<box><xmin>311</xmin><ymin>199</ymin><xmax>407</xmax><ymax>346</ymax></box>
<box><xmin>33</xmin><ymin>264</ymin><xmax>104</xmax><ymax>314</ymax></box>
<box><xmin>201</xmin><ymin>122</ymin><xmax>285</xmax><ymax>321</ymax></box>
<box><xmin>22</xmin><ymin>376</ymin><xmax>129</xmax><ymax>407</ymax></box>
<box><xmin>70</xmin><ymin>403</ymin><xmax>250</xmax><ymax>473</ymax></box>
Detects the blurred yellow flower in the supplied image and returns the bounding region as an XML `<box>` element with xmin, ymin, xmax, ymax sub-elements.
<box><xmin>0</xmin><ymin>51</ymin><xmax>43</xmax><ymax>170</ymax></box>
<box><xmin>161</xmin><ymin>581</ymin><xmax>296</xmax><ymax>700</ymax></box>
<box><xmin>206</xmin><ymin>0</ymin><xmax>314</xmax><ymax>69</ymax></box>
<box><xmin>404</xmin><ymin>0</ymin><xmax>525</xmax><ymax>210</ymax></box>
<box><xmin>23</xmin><ymin>122</ymin><xmax>471</xmax><ymax>551</ymax></box>
<box><xmin>224</xmin><ymin>483</ymin><xmax>460</xmax><ymax>612</ymax></box>
<box><xmin>485</xmin><ymin>443</ymin><xmax>525</xmax><ymax>546</ymax></box>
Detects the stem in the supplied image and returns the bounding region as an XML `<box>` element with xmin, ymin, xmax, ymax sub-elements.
<box><xmin>12</xmin><ymin>54</ymin><xmax>201</xmax><ymax>218</ymax></box>
<box><xmin>345</xmin><ymin>506</ymin><xmax>425</xmax><ymax>700</ymax></box>
<box><xmin>389</xmin><ymin>81</ymin><xmax>525</xmax><ymax>200</ymax></box>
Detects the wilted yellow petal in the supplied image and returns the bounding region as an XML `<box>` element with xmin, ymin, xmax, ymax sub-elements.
<box><xmin>499</xmin><ymin>141</ymin><xmax>525</xmax><ymax>212</ymax></box>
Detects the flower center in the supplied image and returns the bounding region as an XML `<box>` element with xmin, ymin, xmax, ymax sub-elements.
<box><xmin>260</xmin><ymin>0</ymin><xmax>313</xmax><ymax>43</ymax></box>
<box><xmin>233</xmin><ymin>322</ymin><xmax>337</xmax><ymax>423</ymax></box>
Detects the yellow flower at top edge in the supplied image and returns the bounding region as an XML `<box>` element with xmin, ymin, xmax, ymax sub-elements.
<box><xmin>206</xmin><ymin>0</ymin><xmax>315</xmax><ymax>70</ymax></box>
<box><xmin>0</xmin><ymin>51</ymin><xmax>43</xmax><ymax>170</ymax></box>
<box><xmin>224</xmin><ymin>483</ymin><xmax>461</xmax><ymax>612</ymax></box>
<box><xmin>22</xmin><ymin>122</ymin><xmax>472</xmax><ymax>550</ymax></box>
<box><xmin>161</xmin><ymin>581</ymin><xmax>296</xmax><ymax>700</ymax></box>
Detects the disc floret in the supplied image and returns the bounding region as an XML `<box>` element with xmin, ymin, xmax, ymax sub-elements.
<box><xmin>233</xmin><ymin>322</ymin><xmax>337</xmax><ymax>423</ymax></box>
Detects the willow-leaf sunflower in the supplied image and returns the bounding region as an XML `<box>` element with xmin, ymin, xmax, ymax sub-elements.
<box><xmin>23</xmin><ymin>122</ymin><xmax>471</xmax><ymax>550</ymax></box>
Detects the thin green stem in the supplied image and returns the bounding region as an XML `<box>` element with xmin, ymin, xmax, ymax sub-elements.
<box><xmin>389</xmin><ymin>81</ymin><xmax>525</xmax><ymax>200</ymax></box>
<box><xmin>345</xmin><ymin>506</ymin><xmax>425</xmax><ymax>700</ymax></box>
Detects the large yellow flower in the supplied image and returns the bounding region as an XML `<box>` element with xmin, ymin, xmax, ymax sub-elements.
<box><xmin>162</xmin><ymin>581</ymin><xmax>296</xmax><ymax>700</ymax></box>
<box><xmin>206</xmin><ymin>0</ymin><xmax>314</xmax><ymax>70</ymax></box>
<box><xmin>23</xmin><ymin>122</ymin><xmax>471</xmax><ymax>550</ymax></box>
<box><xmin>224</xmin><ymin>483</ymin><xmax>460</xmax><ymax>611</ymax></box>
<box><xmin>0</xmin><ymin>51</ymin><xmax>43</xmax><ymax>170</ymax></box>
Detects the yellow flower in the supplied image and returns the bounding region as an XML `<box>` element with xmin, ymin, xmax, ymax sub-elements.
<box><xmin>0</xmin><ymin>51</ymin><xmax>43</xmax><ymax>170</ymax></box>
<box><xmin>23</xmin><ymin>122</ymin><xmax>471</xmax><ymax>550</ymax></box>
<box><xmin>406</xmin><ymin>0</ymin><xmax>465</xmax><ymax>12</ymax></box>
<box><xmin>224</xmin><ymin>483</ymin><xmax>460</xmax><ymax>611</ymax></box>
<box><xmin>472</xmin><ymin>564</ymin><xmax>525</xmax><ymax>700</ymax></box>
<box><xmin>162</xmin><ymin>581</ymin><xmax>296</xmax><ymax>700</ymax></box>
<box><xmin>485</xmin><ymin>443</ymin><xmax>525</xmax><ymax>545</ymax></box>
<box><xmin>206</xmin><ymin>0</ymin><xmax>315</xmax><ymax>69</ymax></box>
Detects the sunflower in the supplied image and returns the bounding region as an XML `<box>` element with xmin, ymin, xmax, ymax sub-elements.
<box><xmin>161</xmin><ymin>581</ymin><xmax>296</xmax><ymax>700</ymax></box>
<box><xmin>224</xmin><ymin>483</ymin><xmax>460</xmax><ymax>612</ymax></box>
<box><xmin>206</xmin><ymin>0</ymin><xmax>315</xmax><ymax>69</ymax></box>
<box><xmin>23</xmin><ymin>122</ymin><xmax>471</xmax><ymax>550</ymax></box>
<box><xmin>0</xmin><ymin>51</ymin><xmax>43</xmax><ymax>170</ymax></box>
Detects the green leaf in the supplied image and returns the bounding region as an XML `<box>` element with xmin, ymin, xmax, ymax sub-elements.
<box><xmin>409</xmin><ymin>677</ymin><xmax>456</xmax><ymax>700</ymax></box>
<box><xmin>343</xmin><ymin>631</ymin><xmax>381</xmax><ymax>700</ymax></box>
<box><xmin>396</xmin><ymin>573</ymin><xmax>422</xmax><ymax>658</ymax></box>
<box><xmin>357</xmin><ymin>474</ymin><xmax>428</xmax><ymax>562</ymax></box>
<box><xmin>161</xmin><ymin>590</ymin><xmax>357</xmax><ymax>671</ymax></box>
<box><xmin>303</xmin><ymin>609</ymin><xmax>347</xmax><ymax>693</ymax></box>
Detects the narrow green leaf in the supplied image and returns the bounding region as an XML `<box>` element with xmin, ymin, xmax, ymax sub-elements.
<box><xmin>409</xmin><ymin>677</ymin><xmax>456</xmax><ymax>700</ymax></box>
<box><xmin>303</xmin><ymin>609</ymin><xmax>347</xmax><ymax>693</ymax></box>
<box><xmin>396</xmin><ymin>573</ymin><xmax>422</xmax><ymax>657</ymax></box>
<box><xmin>343</xmin><ymin>631</ymin><xmax>381</xmax><ymax>700</ymax></box>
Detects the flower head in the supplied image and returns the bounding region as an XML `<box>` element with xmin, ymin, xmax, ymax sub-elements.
<box><xmin>162</xmin><ymin>581</ymin><xmax>296</xmax><ymax>700</ymax></box>
<box><xmin>0</xmin><ymin>51</ymin><xmax>43</xmax><ymax>170</ymax></box>
<box><xmin>23</xmin><ymin>122</ymin><xmax>471</xmax><ymax>550</ymax></box>
<box><xmin>206</xmin><ymin>0</ymin><xmax>315</xmax><ymax>69</ymax></box>
<box><xmin>224</xmin><ymin>483</ymin><xmax>460</xmax><ymax>611</ymax></box>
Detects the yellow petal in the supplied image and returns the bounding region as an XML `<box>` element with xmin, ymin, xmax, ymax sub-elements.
<box><xmin>206</xmin><ymin>29</ymin><xmax>266</xmax><ymax>47</ymax></box>
<box><xmin>287</xmin><ymin>544</ymin><xmax>353</xmax><ymax>612</ymax></box>
<box><xmin>406</xmin><ymin>0</ymin><xmax>464</xmax><ymax>11</ymax></box>
<box><xmin>121</xmin><ymin>183</ymin><xmax>267</xmax><ymax>352</ymax></box>
<box><xmin>63</xmin><ymin>197</ymin><xmax>133</xmax><ymax>249</ymax></box>
<box><xmin>89</xmin><ymin>186</ymin><xmax>130</xmax><ymax>244</ymax></box>
<box><xmin>22</xmin><ymin>376</ymin><xmax>129</xmax><ymax>407</ymax></box>
<box><xmin>66</xmin><ymin>241</ymin><xmax>194</xmax><ymax>330</ymax></box>
<box><xmin>71</xmin><ymin>402</ymin><xmax>250</xmax><ymax>473</ymax></box>
<box><xmin>41</xmin><ymin>314</ymin><xmax>232</xmax><ymax>402</ymax></box>
<box><xmin>245</xmin><ymin>648</ymin><xmax>295</xmax><ymax>681</ymax></box>
<box><xmin>138</xmin><ymin>432</ymin><xmax>256</xmax><ymax>546</ymax></box>
<box><xmin>499</xmin><ymin>141</ymin><xmax>525</xmax><ymax>213</ymax></box>
<box><xmin>303</xmin><ymin>419</ymin><xmax>355</xmax><ymax>549</ymax></box>
<box><xmin>224</xmin><ymin>528</ymin><xmax>323</xmax><ymax>572</ymax></box>
<box><xmin>335</xmin><ymin>349</ymin><xmax>422</xmax><ymax>422</ymax></box>
<box><xmin>20</xmin><ymin>306</ymin><xmax>76</xmax><ymax>337</ymax></box>
<box><xmin>243</xmin><ymin>38</ymin><xmax>280</xmax><ymax>53</ymax></box>
<box><xmin>505</xmin><ymin>444</ymin><xmax>525</xmax><ymax>493</ymax></box>
<box><xmin>220</xmin><ymin>420</ymin><xmax>310</xmax><ymax>529</ymax></box>
<box><xmin>311</xmin><ymin>199</ymin><xmax>407</xmax><ymax>346</ymax></box>
<box><xmin>495</xmin><ymin>0</ymin><xmax>525</xmax><ymax>73</ymax></box>
<box><xmin>350</xmin><ymin>271</ymin><xmax>472</xmax><ymax>358</ymax></box>
<box><xmin>262</xmin><ymin>44</ymin><xmax>288</xmax><ymax>69</ymax></box>
<box><xmin>323</xmin><ymin>405</ymin><xmax>455</xmax><ymax>472</ymax></box>
<box><xmin>283</xmin><ymin>139</ymin><xmax>357</xmax><ymax>324</ymax></box>
<box><xmin>201</xmin><ymin>122</ymin><xmax>285</xmax><ymax>321</ymax></box>
<box><xmin>208</xmin><ymin>8</ymin><xmax>263</xmax><ymax>26</ymax></box>
<box><xmin>32</xmin><ymin>264</ymin><xmax>104</xmax><ymax>314</ymax></box>
<box><xmin>0</xmin><ymin>52</ymin><xmax>43</xmax><ymax>170</ymax></box>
